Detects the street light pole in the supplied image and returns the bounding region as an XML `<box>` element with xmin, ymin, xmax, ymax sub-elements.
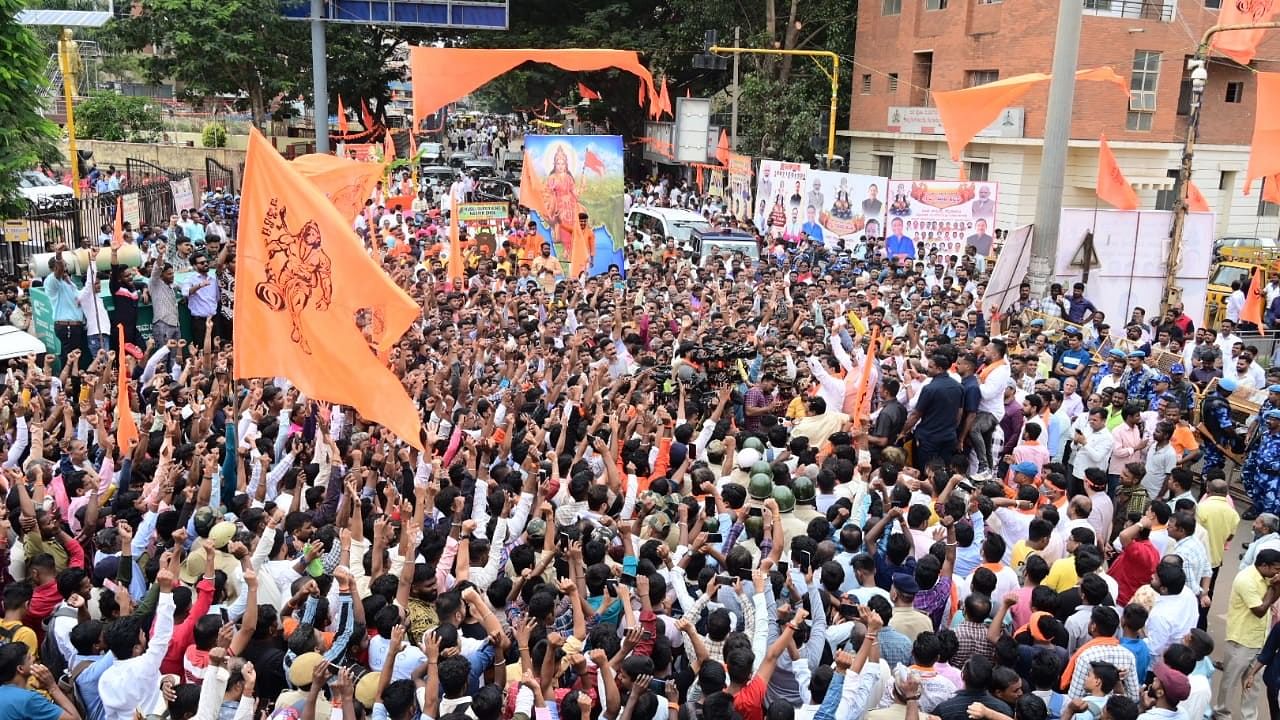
<box><xmin>709</xmin><ymin>45</ymin><xmax>840</xmax><ymax>164</ymax></box>
<box><xmin>1163</xmin><ymin>21</ymin><xmax>1280</xmax><ymax>316</ymax></box>
<box><xmin>730</xmin><ymin>26</ymin><xmax>740</xmax><ymax>151</ymax></box>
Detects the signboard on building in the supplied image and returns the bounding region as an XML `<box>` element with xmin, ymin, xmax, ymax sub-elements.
<box><xmin>754</xmin><ymin>160</ymin><xmax>811</xmax><ymax>237</ymax></box>
<box><xmin>884</xmin><ymin>180</ymin><xmax>999</xmax><ymax>259</ymax></box>
<box><xmin>169</xmin><ymin>178</ymin><xmax>195</xmax><ymax>212</ymax></box>
<box><xmin>121</xmin><ymin>193</ymin><xmax>141</xmax><ymax>228</ymax></box>
<box><xmin>674</xmin><ymin>97</ymin><xmax>711</xmax><ymax>165</ymax></box>
<box><xmin>887</xmin><ymin>106</ymin><xmax>1024</xmax><ymax>139</ymax></box>
<box><xmin>2</xmin><ymin>220</ymin><xmax>29</xmax><ymax>244</ymax></box>
<box><xmin>282</xmin><ymin>0</ymin><xmax>508</xmax><ymax>29</ymax></box>
<box><xmin>457</xmin><ymin>202</ymin><xmax>509</xmax><ymax>222</ymax></box>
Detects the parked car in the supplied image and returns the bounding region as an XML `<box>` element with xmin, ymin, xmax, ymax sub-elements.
<box><xmin>17</xmin><ymin>171</ymin><xmax>74</xmax><ymax>204</ymax></box>
<box><xmin>625</xmin><ymin>207</ymin><xmax>711</xmax><ymax>248</ymax></box>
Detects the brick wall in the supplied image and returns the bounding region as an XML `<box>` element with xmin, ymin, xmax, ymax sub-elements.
<box><xmin>851</xmin><ymin>0</ymin><xmax>1280</xmax><ymax>146</ymax></box>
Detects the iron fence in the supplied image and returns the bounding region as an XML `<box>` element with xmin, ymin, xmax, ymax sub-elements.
<box><xmin>204</xmin><ymin>157</ymin><xmax>237</xmax><ymax>194</ymax></box>
<box><xmin>123</xmin><ymin>157</ymin><xmax>183</xmax><ymax>189</ymax></box>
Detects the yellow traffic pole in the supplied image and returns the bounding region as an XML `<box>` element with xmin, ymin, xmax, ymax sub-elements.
<box><xmin>58</xmin><ymin>29</ymin><xmax>80</xmax><ymax>198</ymax></box>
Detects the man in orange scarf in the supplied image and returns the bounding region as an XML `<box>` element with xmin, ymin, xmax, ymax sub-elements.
<box><xmin>1062</xmin><ymin>605</ymin><xmax>1140</xmax><ymax>699</ymax></box>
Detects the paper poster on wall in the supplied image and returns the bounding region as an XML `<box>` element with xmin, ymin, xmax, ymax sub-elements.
<box><xmin>727</xmin><ymin>154</ymin><xmax>753</xmax><ymax>223</ymax></box>
<box><xmin>754</xmin><ymin>160</ymin><xmax>811</xmax><ymax>237</ymax></box>
<box><xmin>804</xmin><ymin>171</ymin><xmax>888</xmax><ymax>246</ymax></box>
<box><xmin>121</xmin><ymin>193</ymin><xmax>141</xmax><ymax>227</ymax></box>
<box><xmin>884</xmin><ymin>180</ymin><xmax>998</xmax><ymax>260</ymax></box>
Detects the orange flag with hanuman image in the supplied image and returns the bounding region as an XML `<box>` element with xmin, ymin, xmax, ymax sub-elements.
<box><xmin>115</xmin><ymin>324</ymin><xmax>138</xmax><ymax>452</ymax></box>
<box><xmin>234</xmin><ymin>128</ymin><xmax>423</xmax><ymax>448</ymax></box>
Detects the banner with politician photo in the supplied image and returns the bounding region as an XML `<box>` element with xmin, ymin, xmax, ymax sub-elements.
<box><xmin>727</xmin><ymin>154</ymin><xmax>754</xmax><ymax>224</ymax></box>
<box><xmin>884</xmin><ymin>180</ymin><xmax>998</xmax><ymax>262</ymax></box>
<box><xmin>803</xmin><ymin>171</ymin><xmax>888</xmax><ymax>246</ymax></box>
<box><xmin>754</xmin><ymin>160</ymin><xmax>811</xmax><ymax>237</ymax></box>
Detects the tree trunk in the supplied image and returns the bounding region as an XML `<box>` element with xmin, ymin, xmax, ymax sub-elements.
<box><xmin>765</xmin><ymin>0</ymin><xmax>778</xmax><ymax>76</ymax></box>
<box><xmin>248</xmin><ymin>79</ymin><xmax>266</xmax><ymax>131</ymax></box>
<box><xmin>779</xmin><ymin>0</ymin><xmax>801</xmax><ymax>83</ymax></box>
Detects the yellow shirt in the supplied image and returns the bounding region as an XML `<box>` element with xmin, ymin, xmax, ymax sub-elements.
<box><xmin>0</xmin><ymin>619</ymin><xmax>38</xmax><ymax>657</ymax></box>
<box><xmin>1011</xmin><ymin>540</ymin><xmax>1038</xmax><ymax>575</ymax></box>
<box><xmin>1196</xmin><ymin>495</ymin><xmax>1241</xmax><ymax>568</ymax></box>
<box><xmin>1227</xmin><ymin>565</ymin><xmax>1272</xmax><ymax>648</ymax></box>
<box><xmin>1044</xmin><ymin>556</ymin><xmax>1079</xmax><ymax>593</ymax></box>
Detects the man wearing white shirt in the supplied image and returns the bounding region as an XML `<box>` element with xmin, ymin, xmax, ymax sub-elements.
<box><xmin>971</xmin><ymin>339</ymin><xmax>1011</xmax><ymax>473</ymax></box>
<box><xmin>99</xmin><ymin>564</ymin><xmax>177</xmax><ymax>720</ymax></box>
<box><xmin>1145</xmin><ymin>561</ymin><xmax>1198</xmax><ymax>657</ymax></box>
<box><xmin>1226</xmin><ymin>282</ymin><xmax>1246</xmax><ymax>323</ymax></box>
<box><xmin>1215</xmin><ymin>320</ymin><xmax>1242</xmax><ymax>359</ymax></box>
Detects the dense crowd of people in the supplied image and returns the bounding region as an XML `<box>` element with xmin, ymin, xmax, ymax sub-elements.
<box><xmin>2</xmin><ymin>134</ymin><xmax>1279</xmax><ymax>720</ymax></box>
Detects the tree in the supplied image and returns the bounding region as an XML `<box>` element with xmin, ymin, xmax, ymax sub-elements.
<box><xmin>76</xmin><ymin>93</ymin><xmax>164</xmax><ymax>143</ymax></box>
<box><xmin>0</xmin><ymin>0</ymin><xmax>62</xmax><ymax>218</ymax></box>
<box><xmin>116</xmin><ymin>0</ymin><xmax>306</xmax><ymax>128</ymax></box>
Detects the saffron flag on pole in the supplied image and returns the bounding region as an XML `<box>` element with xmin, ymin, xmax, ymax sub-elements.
<box><xmin>715</xmin><ymin>130</ymin><xmax>730</xmax><ymax>166</ymax></box>
<box><xmin>518</xmin><ymin>151</ymin><xmax>549</xmax><ymax>218</ymax></box>
<box><xmin>578</xmin><ymin>82</ymin><xmax>600</xmax><ymax>100</ymax></box>
<box><xmin>1246</xmin><ymin>73</ymin><xmax>1280</xmax><ymax>198</ymax></box>
<box><xmin>584</xmin><ymin>148</ymin><xmax>605</xmax><ymax>175</ymax></box>
<box><xmin>1244</xmin><ymin>266</ymin><xmax>1267</xmax><ymax>333</ymax></box>
<box><xmin>1212</xmin><ymin>0</ymin><xmax>1280</xmax><ymax>66</ymax></box>
<box><xmin>360</xmin><ymin>99</ymin><xmax>374</xmax><ymax>130</ymax></box>
<box><xmin>384</xmin><ymin>129</ymin><xmax>396</xmax><ymax>161</ymax></box>
<box><xmin>291</xmin><ymin>153</ymin><xmax>387</xmax><ymax>222</ymax></box>
<box><xmin>933</xmin><ymin>67</ymin><xmax>1128</xmax><ymax>161</ymax></box>
<box><xmin>112</xmin><ymin>195</ymin><xmax>124</xmax><ymax>249</ymax></box>
<box><xmin>1095</xmin><ymin>134</ymin><xmax>1139</xmax><ymax>210</ymax></box>
<box><xmin>659</xmin><ymin>77</ymin><xmax>673</xmax><ymax>118</ymax></box>
<box><xmin>1186</xmin><ymin>181</ymin><xmax>1210</xmax><ymax>213</ymax></box>
<box><xmin>337</xmin><ymin>95</ymin><xmax>349</xmax><ymax>134</ymax></box>
<box><xmin>234</xmin><ymin>128</ymin><xmax>423</xmax><ymax>448</ymax></box>
<box><xmin>115</xmin><ymin>324</ymin><xmax>138</xmax><ymax>453</ymax></box>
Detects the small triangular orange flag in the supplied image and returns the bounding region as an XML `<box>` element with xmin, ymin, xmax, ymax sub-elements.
<box><xmin>115</xmin><ymin>324</ymin><xmax>138</xmax><ymax>453</ymax></box>
<box><xmin>1186</xmin><ymin>180</ymin><xmax>1209</xmax><ymax>212</ymax></box>
<box><xmin>112</xmin><ymin>195</ymin><xmax>125</xmax><ymax>249</ymax></box>
<box><xmin>1096</xmin><ymin>134</ymin><xmax>1139</xmax><ymax>210</ymax></box>
<box><xmin>337</xmin><ymin>95</ymin><xmax>349</xmax><ymax>134</ymax></box>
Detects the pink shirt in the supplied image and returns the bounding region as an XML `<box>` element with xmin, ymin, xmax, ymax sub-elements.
<box><xmin>1109</xmin><ymin>422</ymin><xmax>1144</xmax><ymax>476</ymax></box>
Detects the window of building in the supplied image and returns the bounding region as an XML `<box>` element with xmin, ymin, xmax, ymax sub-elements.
<box><xmin>1155</xmin><ymin>169</ymin><xmax>1180</xmax><ymax>211</ymax></box>
<box><xmin>1084</xmin><ymin>0</ymin><xmax>1113</xmax><ymax>10</ymax></box>
<box><xmin>925</xmin><ymin>0</ymin><xmax>947</xmax><ymax>9</ymax></box>
<box><xmin>911</xmin><ymin>52</ymin><xmax>933</xmax><ymax>106</ymax></box>
<box><xmin>888</xmin><ymin>73</ymin><xmax>899</xmax><ymax>92</ymax></box>
<box><xmin>1227</xmin><ymin>81</ymin><xmax>1244</xmax><ymax>103</ymax></box>
<box><xmin>917</xmin><ymin>158</ymin><xmax>936</xmax><ymax>180</ymax></box>
<box><xmin>861</xmin><ymin>74</ymin><xmax>872</xmax><ymax>94</ymax></box>
<box><xmin>876</xmin><ymin>155</ymin><xmax>894</xmax><ymax>178</ymax></box>
<box><xmin>1127</xmin><ymin>50</ymin><xmax>1159</xmax><ymax>131</ymax></box>
<box><xmin>883</xmin><ymin>0</ymin><xmax>902</xmax><ymax>14</ymax></box>
<box><xmin>977</xmin><ymin>0</ymin><xmax>1002</xmax><ymax>4</ymax></box>
<box><xmin>1261</xmin><ymin>179</ymin><xmax>1280</xmax><ymax>216</ymax></box>
<box><xmin>1205</xmin><ymin>0</ymin><xmax>1221</xmax><ymax>7</ymax></box>
<box><xmin>1221</xmin><ymin>170</ymin><xmax>1235</xmax><ymax>190</ymax></box>
<box><xmin>965</xmin><ymin>70</ymin><xmax>999</xmax><ymax>87</ymax></box>
<box><xmin>967</xmin><ymin>161</ymin><xmax>990</xmax><ymax>181</ymax></box>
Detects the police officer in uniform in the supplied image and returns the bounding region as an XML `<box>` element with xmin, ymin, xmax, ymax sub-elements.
<box><xmin>1242</xmin><ymin>409</ymin><xmax>1280</xmax><ymax>519</ymax></box>
<box><xmin>1199</xmin><ymin>377</ymin><xmax>1245</xmax><ymax>473</ymax></box>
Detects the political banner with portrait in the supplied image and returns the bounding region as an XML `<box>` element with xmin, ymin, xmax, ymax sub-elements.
<box><xmin>727</xmin><ymin>153</ymin><xmax>753</xmax><ymax>223</ymax></box>
<box><xmin>754</xmin><ymin>160</ymin><xmax>811</xmax><ymax>237</ymax></box>
<box><xmin>522</xmin><ymin>134</ymin><xmax>625</xmax><ymax>276</ymax></box>
<box><xmin>803</xmin><ymin>171</ymin><xmax>888</xmax><ymax>247</ymax></box>
<box><xmin>883</xmin><ymin>180</ymin><xmax>998</xmax><ymax>260</ymax></box>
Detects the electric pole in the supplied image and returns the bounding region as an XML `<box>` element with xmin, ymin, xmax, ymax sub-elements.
<box><xmin>731</xmin><ymin>26</ymin><xmax>740</xmax><ymax>151</ymax></box>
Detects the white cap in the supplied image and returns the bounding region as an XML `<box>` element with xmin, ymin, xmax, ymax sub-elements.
<box><xmin>736</xmin><ymin>447</ymin><xmax>762</xmax><ymax>469</ymax></box>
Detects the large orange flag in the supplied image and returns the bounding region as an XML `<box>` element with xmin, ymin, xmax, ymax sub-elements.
<box><xmin>235</xmin><ymin>128</ymin><xmax>423</xmax><ymax>448</ymax></box>
<box><xmin>291</xmin><ymin>153</ymin><xmax>386</xmax><ymax>221</ymax></box>
<box><xmin>1244</xmin><ymin>266</ymin><xmax>1267</xmax><ymax>332</ymax></box>
<box><xmin>409</xmin><ymin>48</ymin><xmax>656</xmax><ymax>126</ymax></box>
<box><xmin>448</xmin><ymin>204</ymin><xmax>463</xmax><ymax>282</ymax></box>
<box><xmin>1186</xmin><ymin>181</ymin><xmax>1210</xmax><ymax>213</ymax></box>
<box><xmin>337</xmin><ymin>95</ymin><xmax>349</xmax><ymax>134</ymax></box>
<box><xmin>1212</xmin><ymin>1</ymin><xmax>1280</xmax><ymax>66</ymax></box>
<box><xmin>112</xmin><ymin>195</ymin><xmax>124</xmax><ymax>249</ymax></box>
<box><xmin>933</xmin><ymin>67</ymin><xmax>1127</xmax><ymax>161</ymax></box>
<box><xmin>115</xmin><ymin>324</ymin><xmax>138</xmax><ymax>452</ymax></box>
<box><xmin>1246</xmin><ymin>73</ymin><xmax>1280</xmax><ymax>198</ymax></box>
<box><xmin>1096</xmin><ymin>134</ymin><xmax>1139</xmax><ymax>211</ymax></box>
<box><xmin>518</xmin><ymin>150</ymin><xmax>549</xmax><ymax>219</ymax></box>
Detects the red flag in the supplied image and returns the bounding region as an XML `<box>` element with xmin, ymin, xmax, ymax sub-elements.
<box><xmin>115</xmin><ymin>324</ymin><xmax>138</xmax><ymax>453</ymax></box>
<box><xmin>715</xmin><ymin>130</ymin><xmax>730</xmax><ymax>166</ymax></box>
<box><xmin>584</xmin><ymin>148</ymin><xmax>605</xmax><ymax>175</ymax></box>
<box><xmin>1213</xmin><ymin>0</ymin><xmax>1280</xmax><ymax>66</ymax></box>
<box><xmin>1244</xmin><ymin>266</ymin><xmax>1267</xmax><ymax>332</ymax></box>
<box><xmin>337</xmin><ymin>95</ymin><xmax>349</xmax><ymax>134</ymax></box>
<box><xmin>112</xmin><ymin>195</ymin><xmax>124</xmax><ymax>249</ymax></box>
<box><xmin>1095</xmin><ymin>134</ymin><xmax>1139</xmax><ymax>210</ymax></box>
<box><xmin>1186</xmin><ymin>180</ymin><xmax>1209</xmax><ymax>213</ymax></box>
<box><xmin>659</xmin><ymin>77</ymin><xmax>673</xmax><ymax>118</ymax></box>
<box><xmin>578</xmin><ymin>82</ymin><xmax>600</xmax><ymax>101</ymax></box>
<box><xmin>360</xmin><ymin>99</ymin><xmax>374</xmax><ymax>130</ymax></box>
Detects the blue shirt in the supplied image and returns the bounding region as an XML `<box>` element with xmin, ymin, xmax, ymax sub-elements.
<box><xmin>43</xmin><ymin>274</ymin><xmax>86</xmax><ymax>323</ymax></box>
<box><xmin>1120</xmin><ymin>635</ymin><xmax>1152</xmax><ymax>682</ymax></box>
<box><xmin>183</xmin><ymin>271</ymin><xmax>219</xmax><ymax>318</ymax></box>
<box><xmin>0</xmin><ymin>684</ymin><xmax>64</xmax><ymax>720</ymax></box>
<box><xmin>1053</xmin><ymin>347</ymin><xmax>1092</xmax><ymax>381</ymax></box>
<box><xmin>802</xmin><ymin>221</ymin><xmax>825</xmax><ymax>240</ymax></box>
<box><xmin>1067</xmin><ymin>296</ymin><xmax>1097</xmax><ymax>324</ymax></box>
<box><xmin>77</xmin><ymin>653</ymin><xmax>115</xmax><ymax>720</ymax></box>
<box><xmin>885</xmin><ymin>234</ymin><xmax>916</xmax><ymax>260</ymax></box>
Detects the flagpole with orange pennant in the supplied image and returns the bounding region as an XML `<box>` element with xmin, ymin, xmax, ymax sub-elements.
<box><xmin>1095</xmin><ymin>134</ymin><xmax>1139</xmax><ymax>210</ymax></box>
<box><xmin>112</xmin><ymin>195</ymin><xmax>124</xmax><ymax>249</ymax></box>
<box><xmin>1245</xmin><ymin>266</ymin><xmax>1267</xmax><ymax>334</ymax></box>
<box><xmin>115</xmin><ymin>324</ymin><xmax>139</xmax><ymax>453</ymax></box>
<box><xmin>337</xmin><ymin>95</ymin><xmax>349</xmax><ymax>134</ymax></box>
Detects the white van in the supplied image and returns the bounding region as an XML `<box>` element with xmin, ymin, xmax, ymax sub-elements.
<box><xmin>624</xmin><ymin>207</ymin><xmax>711</xmax><ymax>248</ymax></box>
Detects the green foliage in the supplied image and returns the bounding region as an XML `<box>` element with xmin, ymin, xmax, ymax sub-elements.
<box><xmin>76</xmin><ymin>93</ymin><xmax>164</xmax><ymax>143</ymax></box>
<box><xmin>201</xmin><ymin>122</ymin><xmax>228</xmax><ymax>148</ymax></box>
<box><xmin>0</xmin><ymin>0</ymin><xmax>62</xmax><ymax>218</ymax></box>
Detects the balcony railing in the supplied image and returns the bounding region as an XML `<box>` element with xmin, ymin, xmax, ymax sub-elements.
<box><xmin>1083</xmin><ymin>0</ymin><xmax>1174</xmax><ymax>22</ymax></box>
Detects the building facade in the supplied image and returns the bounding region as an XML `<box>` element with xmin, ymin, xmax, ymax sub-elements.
<box><xmin>841</xmin><ymin>0</ymin><xmax>1280</xmax><ymax>240</ymax></box>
